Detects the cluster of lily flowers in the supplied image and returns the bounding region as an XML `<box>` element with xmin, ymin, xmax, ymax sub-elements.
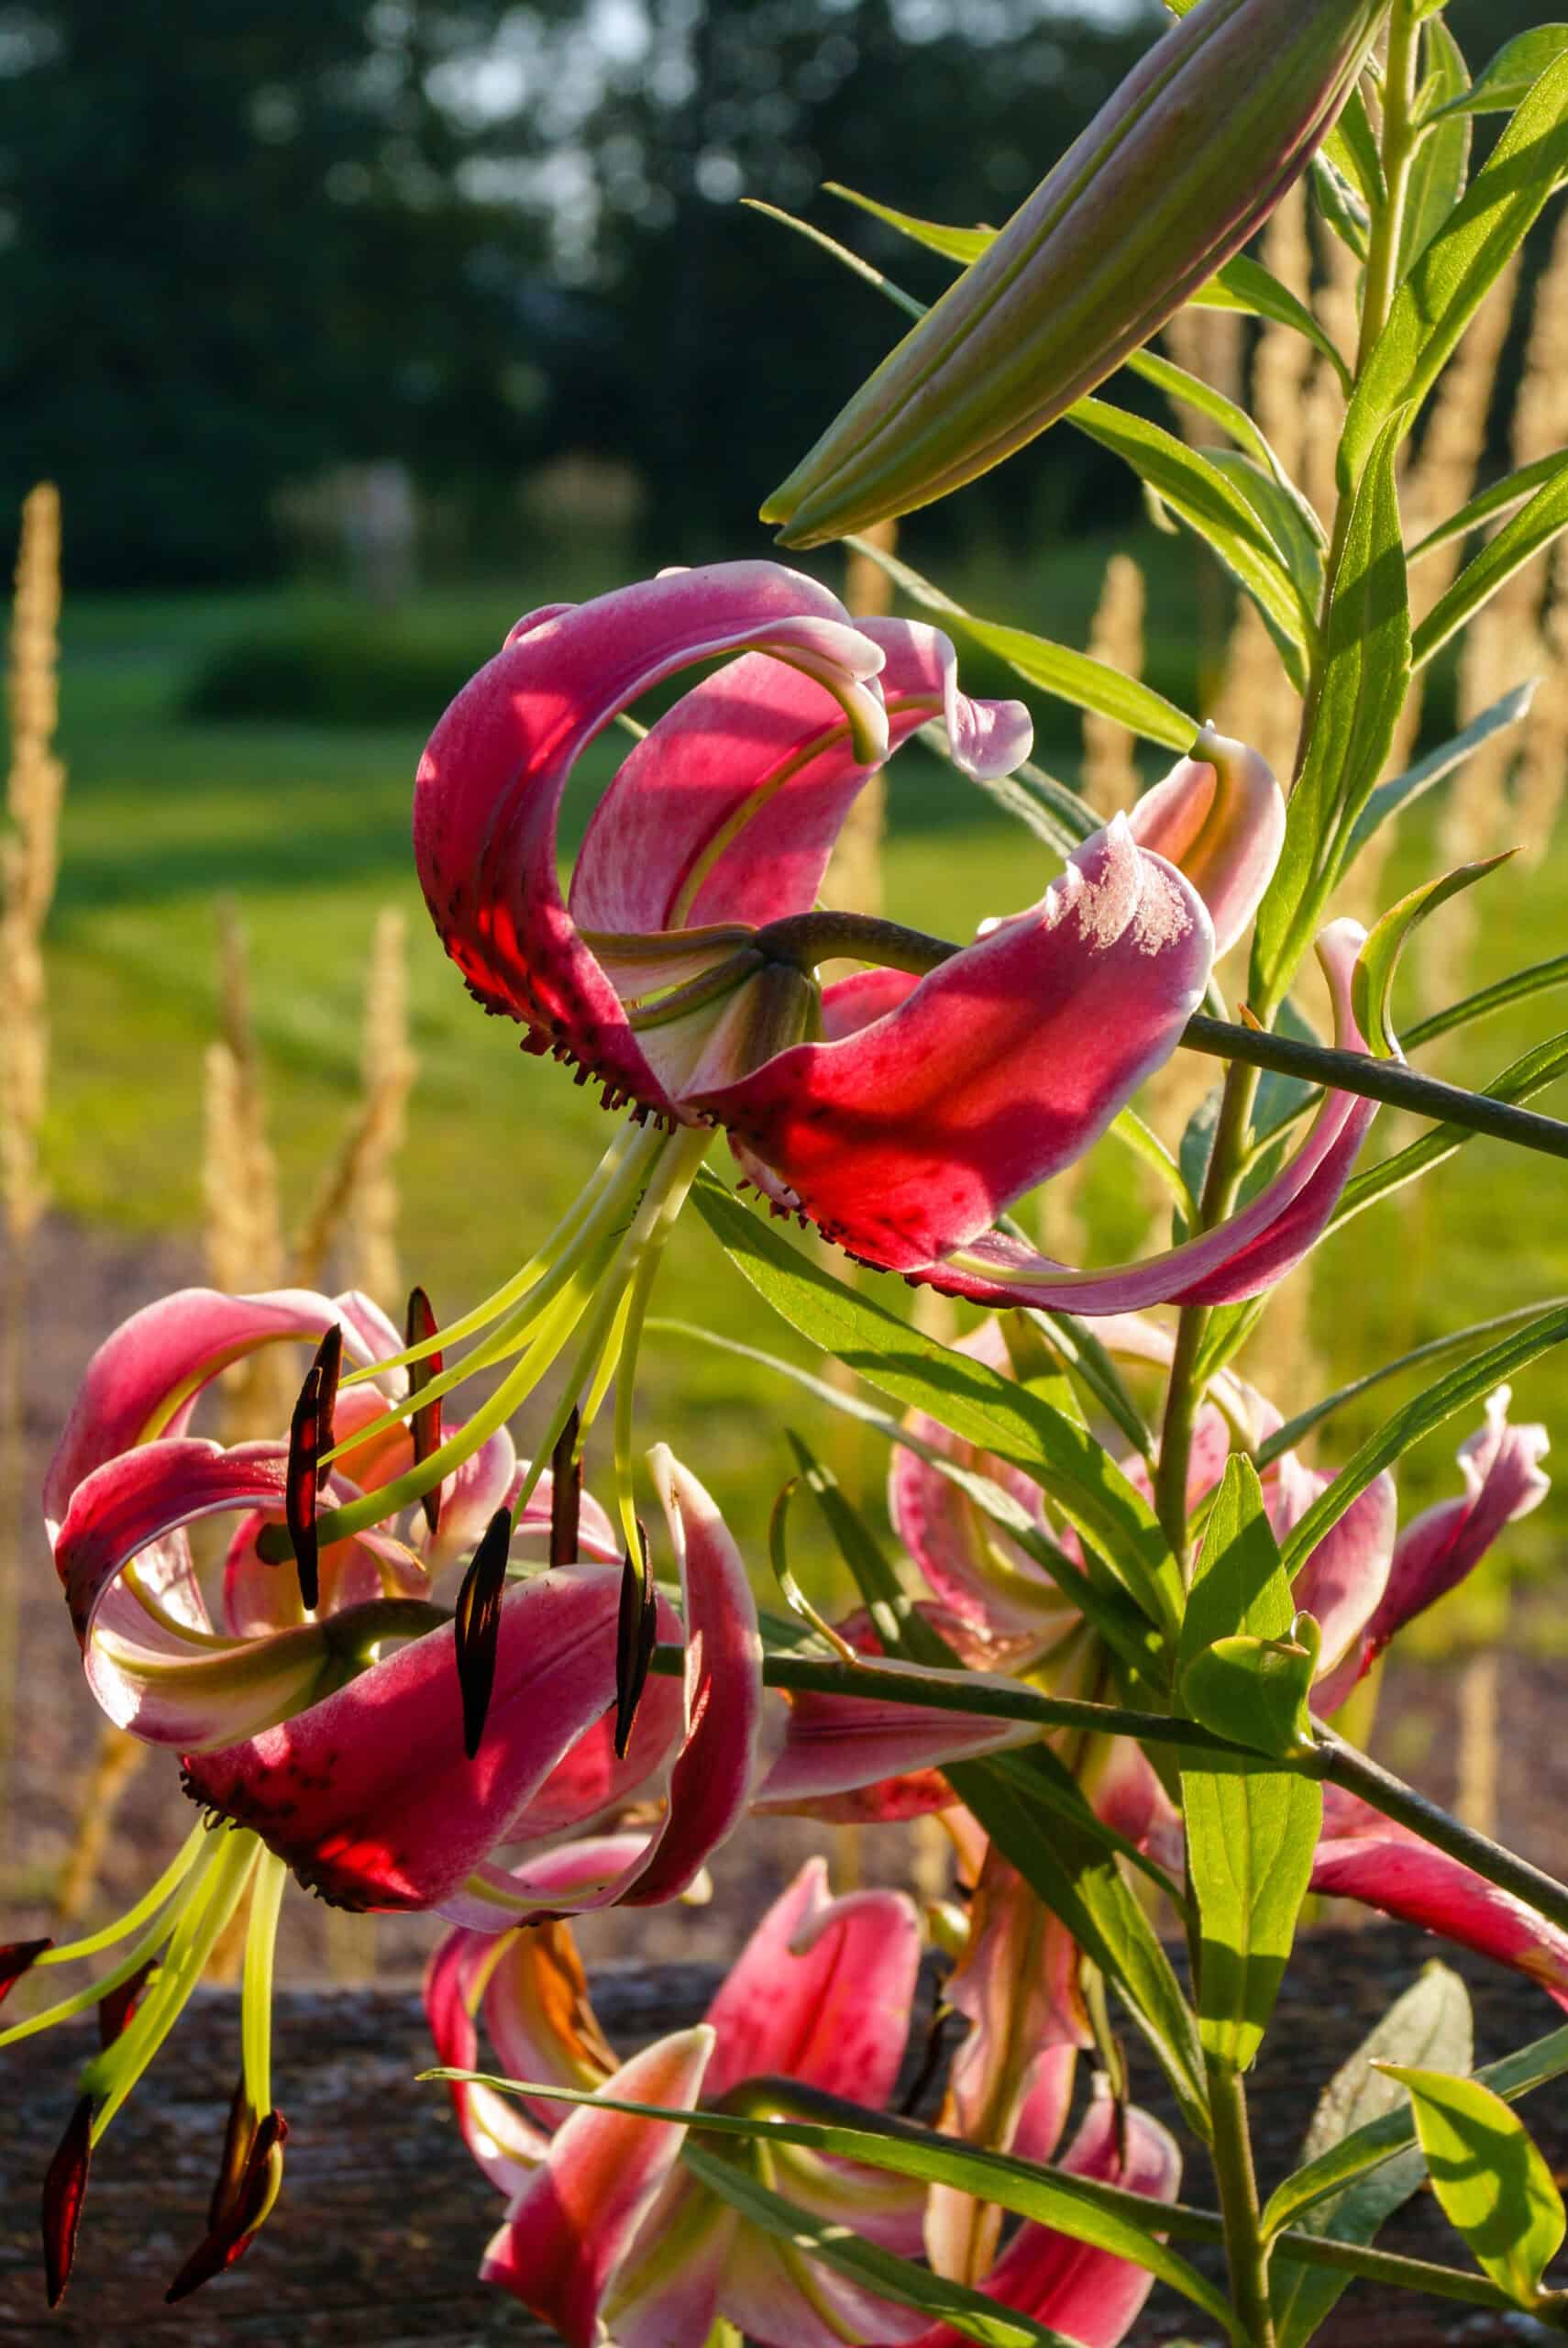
<box><xmin>3</xmin><ymin>560</ymin><xmax>1557</xmax><ymax>2343</ymax></box>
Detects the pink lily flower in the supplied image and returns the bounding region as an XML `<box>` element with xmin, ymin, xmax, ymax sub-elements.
<box><xmin>12</xmin><ymin>1288</ymin><xmax>766</xmax><ymax>2305</ymax></box>
<box><xmin>414</xmin><ymin>559</ymin><xmax>1351</xmax><ymax>1324</ymax></box>
<box><xmin>427</xmin><ymin>1855</ymin><xmax>1179</xmax><ymax>2347</ymax></box>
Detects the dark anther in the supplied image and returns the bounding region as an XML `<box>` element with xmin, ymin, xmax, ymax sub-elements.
<box><xmin>165</xmin><ymin>2090</ymin><xmax>288</xmax><ymax>2304</ymax></box>
<box><xmin>41</xmin><ymin>2094</ymin><xmax>94</xmax><ymax>2308</ymax></box>
<box><xmin>284</xmin><ymin>1324</ymin><xmax>342</xmax><ymax>1612</ymax></box>
<box><xmin>97</xmin><ymin>1958</ymin><xmax>155</xmax><ymax>2048</ymax></box>
<box><xmin>0</xmin><ymin>1936</ymin><xmax>50</xmax><ymax>2010</ymax></box>
<box><xmin>897</xmin><ymin>1997</ymin><xmax>956</xmax><ymax>2119</ymax></box>
<box><xmin>613</xmin><ymin>1523</ymin><xmax>657</xmax><ymax>1761</ymax></box>
<box><xmin>454</xmin><ymin>1507</ymin><xmax>513</xmax><ymax>1760</ymax></box>
<box><xmin>548</xmin><ymin>1409</ymin><xmax>582</xmax><ymax>1568</ymax></box>
<box><xmin>404</xmin><ymin>1286</ymin><xmax>443</xmax><ymax>1535</ymax></box>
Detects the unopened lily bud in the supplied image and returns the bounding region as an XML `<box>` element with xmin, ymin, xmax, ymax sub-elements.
<box><xmin>763</xmin><ymin>0</ymin><xmax>1389</xmax><ymax>546</ymax></box>
<box><xmin>1127</xmin><ymin>724</ymin><xmax>1286</xmax><ymax>955</ymax></box>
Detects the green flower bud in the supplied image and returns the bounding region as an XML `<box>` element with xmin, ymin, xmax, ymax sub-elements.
<box><xmin>763</xmin><ymin>0</ymin><xmax>1390</xmax><ymax>548</ymax></box>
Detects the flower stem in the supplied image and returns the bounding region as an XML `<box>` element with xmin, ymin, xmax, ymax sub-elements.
<box><xmin>1207</xmin><ymin>2056</ymin><xmax>1276</xmax><ymax>2347</ymax></box>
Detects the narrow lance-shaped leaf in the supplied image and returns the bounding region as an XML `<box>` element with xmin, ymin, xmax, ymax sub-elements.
<box><xmin>1253</xmin><ymin>415</ymin><xmax>1409</xmax><ymax>1005</ymax></box>
<box><xmin>1352</xmin><ymin>857</ymin><xmax>1512</xmax><ymax>1059</ymax></box>
<box><xmin>1269</xmin><ymin>1965</ymin><xmax>1473</xmax><ymax>2348</ymax></box>
<box><xmin>1277</xmin><ymin>1307</ymin><xmax>1568</xmax><ymax>1579</ymax></box>
<box><xmin>1412</xmin><ymin>456</ymin><xmax>1568</xmax><ymax>668</ymax></box>
<box><xmin>1424</xmin><ymin>24</ymin><xmax>1568</xmax><ymax>119</ymax></box>
<box><xmin>1345</xmin><ymin>681</ymin><xmax>1537</xmax><ymax>860</ymax></box>
<box><xmin>691</xmin><ymin>1172</ymin><xmax>1182</xmax><ymax>1636</ymax></box>
<box><xmin>848</xmin><ymin>532</ymin><xmax>1198</xmax><ymax>750</ymax></box>
<box><xmin>1375</xmin><ymin>2065</ymin><xmax>1565</xmax><ymax>2307</ymax></box>
<box><xmin>1177</xmin><ymin>1460</ymin><xmax>1322</xmax><ymax>2072</ymax></box>
<box><xmin>1067</xmin><ymin>398</ymin><xmax>1315</xmax><ymax>687</ymax></box>
<box><xmin>1398</xmin><ymin>18</ymin><xmax>1472</xmax><ymax>278</ymax></box>
<box><xmin>1341</xmin><ymin>50</ymin><xmax>1568</xmax><ymax>492</ymax></box>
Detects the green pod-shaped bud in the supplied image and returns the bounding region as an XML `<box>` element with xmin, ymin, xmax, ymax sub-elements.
<box><xmin>763</xmin><ymin>0</ymin><xmax>1390</xmax><ymax>547</ymax></box>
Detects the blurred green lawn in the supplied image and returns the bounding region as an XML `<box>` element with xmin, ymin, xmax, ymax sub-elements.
<box><xmin>35</xmin><ymin>537</ymin><xmax>1568</xmax><ymax>1630</ymax></box>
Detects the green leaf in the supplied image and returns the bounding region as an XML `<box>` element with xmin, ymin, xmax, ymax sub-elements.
<box><xmin>1345</xmin><ymin>680</ymin><xmax>1537</xmax><ymax>858</ymax></box>
<box><xmin>1326</xmin><ymin>81</ymin><xmax>1386</xmax><ymax>212</ymax></box>
<box><xmin>1259</xmin><ymin>1300</ymin><xmax>1568</xmax><ymax>1466</ymax></box>
<box><xmin>742</xmin><ymin>198</ymin><xmax>926</xmax><ymax>323</ymax></box>
<box><xmin>823</xmin><ymin>180</ymin><xmax>993</xmax><ymax>265</ymax></box>
<box><xmin>1375</xmin><ymin>2065</ymin><xmax>1565</xmax><ymax>2304</ymax></box>
<box><xmin>1181</xmin><ymin>1628</ymin><xmax>1319</xmax><ymax>1758</ymax></box>
<box><xmin>1066</xmin><ymin>399</ymin><xmax>1316</xmax><ymax>687</ymax></box>
<box><xmin>1253</xmin><ymin>416</ymin><xmax>1411</xmax><ymax>1000</ymax></box>
<box><xmin>1341</xmin><ymin>51</ymin><xmax>1568</xmax><ymax>492</ymax></box>
<box><xmin>847</xmin><ymin>532</ymin><xmax>1198</xmax><ymax>750</ymax></box>
<box><xmin>1410</xmin><ymin>451</ymin><xmax>1568</xmax><ymax>563</ymax></box>
<box><xmin>648</xmin><ymin>1319</ymin><xmax>1163</xmax><ymax>1678</ymax></box>
<box><xmin>1177</xmin><ymin>1461</ymin><xmax>1321</xmax><ymax>2071</ymax></box>
<box><xmin>1270</xmin><ymin>1966</ymin><xmax>1474</xmax><ymax>2348</ymax></box>
<box><xmin>1127</xmin><ymin>349</ymin><xmax>1324</xmax><ymax>537</ymax></box>
<box><xmin>691</xmin><ymin>1172</ymin><xmax>1183</xmax><ymax>1636</ymax></box>
<box><xmin>1204</xmin><ymin>449</ymin><xmax>1326</xmax><ymax>611</ymax></box>
<box><xmin>1352</xmin><ymin>856</ymin><xmax>1512</xmax><ymax>1057</ymax></box>
<box><xmin>1401</xmin><ymin>21</ymin><xmax>1473</xmax><ymax>277</ymax></box>
<box><xmin>1426</xmin><ymin>25</ymin><xmax>1568</xmax><ymax>119</ymax></box>
<box><xmin>1407</xmin><ymin>947</ymin><xmax>1568</xmax><ymax>1048</ymax></box>
<box><xmin>1192</xmin><ymin>257</ymin><xmax>1353</xmax><ymax>390</ymax></box>
<box><xmin>1412</xmin><ymin>454</ymin><xmax>1568</xmax><ymax>667</ymax></box>
<box><xmin>684</xmin><ymin>2145</ymin><xmax>1085</xmax><ymax>2347</ymax></box>
<box><xmin>1310</xmin><ymin>151</ymin><xmax>1372</xmax><ymax>260</ymax></box>
<box><xmin>1275</xmin><ymin>1307</ymin><xmax>1568</xmax><ymax>1581</ymax></box>
<box><xmin>1262</xmin><ymin>2018</ymin><xmax>1568</xmax><ymax>2236</ymax></box>
<box><xmin>1331</xmin><ymin>1028</ymin><xmax>1568</xmax><ymax>1231</ymax></box>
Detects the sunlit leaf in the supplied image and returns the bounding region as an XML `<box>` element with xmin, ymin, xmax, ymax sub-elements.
<box><xmin>1352</xmin><ymin>856</ymin><xmax>1512</xmax><ymax>1058</ymax></box>
<box><xmin>1375</xmin><ymin>2066</ymin><xmax>1565</xmax><ymax>2304</ymax></box>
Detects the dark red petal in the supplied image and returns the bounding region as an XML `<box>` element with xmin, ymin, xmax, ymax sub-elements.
<box><xmin>548</xmin><ymin>1410</ymin><xmax>582</xmax><ymax>1568</ymax></box>
<box><xmin>42</xmin><ymin>2095</ymin><xmax>94</xmax><ymax>2308</ymax></box>
<box><xmin>404</xmin><ymin>1286</ymin><xmax>443</xmax><ymax>1534</ymax></box>
<box><xmin>613</xmin><ymin>1524</ymin><xmax>657</xmax><ymax>1762</ymax></box>
<box><xmin>285</xmin><ymin>1324</ymin><xmax>341</xmax><ymax>1611</ymax></box>
<box><xmin>454</xmin><ymin>1507</ymin><xmax>512</xmax><ymax>1760</ymax></box>
<box><xmin>0</xmin><ymin>1937</ymin><xmax>50</xmax><ymax>2010</ymax></box>
<box><xmin>97</xmin><ymin>1959</ymin><xmax>155</xmax><ymax>2048</ymax></box>
<box><xmin>165</xmin><ymin>2106</ymin><xmax>287</xmax><ymax>2304</ymax></box>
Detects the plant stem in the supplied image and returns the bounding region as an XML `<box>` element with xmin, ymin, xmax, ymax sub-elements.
<box><xmin>1205</xmin><ymin>2058</ymin><xmax>1276</xmax><ymax>2346</ymax></box>
<box><xmin>690</xmin><ymin>1646</ymin><xmax>1568</xmax><ymax>1933</ymax></box>
<box><xmin>1355</xmin><ymin>0</ymin><xmax>1421</xmax><ymax>371</ymax></box>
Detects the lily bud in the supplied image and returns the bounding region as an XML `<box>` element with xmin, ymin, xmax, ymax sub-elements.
<box><xmin>763</xmin><ymin>0</ymin><xmax>1389</xmax><ymax>546</ymax></box>
<box><xmin>1127</xmin><ymin>725</ymin><xmax>1286</xmax><ymax>955</ymax></box>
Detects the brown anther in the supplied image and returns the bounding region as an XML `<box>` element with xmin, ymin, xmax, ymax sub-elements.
<box><xmin>98</xmin><ymin>1959</ymin><xmax>155</xmax><ymax>2048</ymax></box>
<box><xmin>41</xmin><ymin>2094</ymin><xmax>94</xmax><ymax>2308</ymax></box>
<box><xmin>284</xmin><ymin>1324</ymin><xmax>342</xmax><ymax>1612</ymax></box>
<box><xmin>404</xmin><ymin>1286</ymin><xmax>443</xmax><ymax>1535</ymax></box>
<box><xmin>613</xmin><ymin>1523</ymin><xmax>657</xmax><ymax>1761</ymax></box>
<box><xmin>454</xmin><ymin>1508</ymin><xmax>513</xmax><ymax>1760</ymax></box>
<box><xmin>548</xmin><ymin>1410</ymin><xmax>582</xmax><ymax>1568</ymax></box>
<box><xmin>165</xmin><ymin>2091</ymin><xmax>288</xmax><ymax>2303</ymax></box>
<box><xmin>0</xmin><ymin>1936</ymin><xmax>50</xmax><ymax>2010</ymax></box>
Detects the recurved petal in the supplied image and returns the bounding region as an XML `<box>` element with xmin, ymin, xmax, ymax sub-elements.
<box><xmin>52</xmin><ymin>1437</ymin><xmax>344</xmax><ymax>1746</ymax></box>
<box><xmin>701</xmin><ymin>1856</ymin><xmax>921</xmax><ymax>2107</ymax></box>
<box><xmin>698</xmin><ymin>817</ymin><xmax>1213</xmax><ymax>1271</ymax></box>
<box><xmin>414</xmin><ymin>563</ymin><xmax>886</xmax><ymax>1111</ymax></box>
<box><xmin>45</xmin><ymin>1287</ymin><xmax>356</xmax><ymax>1535</ymax></box>
<box><xmin>1364</xmin><ymin>1387</ymin><xmax>1551</xmax><ymax>1662</ymax></box>
<box><xmin>1126</xmin><ymin>728</ymin><xmax>1285</xmax><ymax>956</ymax></box>
<box><xmin>1312</xmin><ymin>1792</ymin><xmax>1568</xmax><ymax>2010</ymax></box>
<box><xmin>912</xmin><ymin>917</ymin><xmax>1376</xmax><ymax>1312</ymax></box>
<box><xmin>181</xmin><ymin>1565</ymin><xmax>641</xmax><ymax>1911</ymax></box>
<box><xmin>1282</xmin><ymin>1468</ymin><xmax>1397</xmax><ymax>1676</ymax></box>
<box><xmin>479</xmin><ymin>2027</ymin><xmax>715</xmax><ymax>2348</ymax></box>
<box><xmin>423</xmin><ymin>1927</ymin><xmax>553</xmax><ymax>2197</ymax></box>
